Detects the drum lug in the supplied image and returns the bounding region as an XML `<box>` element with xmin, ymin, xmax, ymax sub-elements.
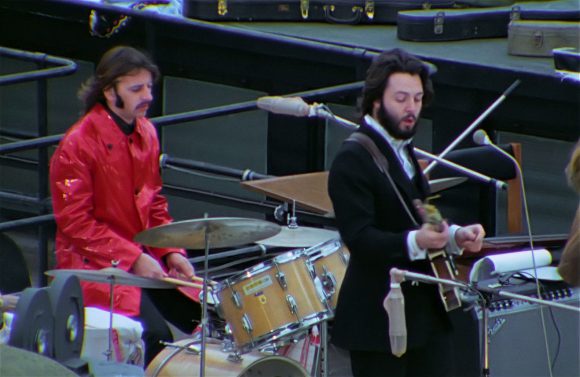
<box><xmin>286</xmin><ymin>295</ymin><xmax>298</xmax><ymax>316</ymax></box>
<box><xmin>276</xmin><ymin>272</ymin><xmax>287</xmax><ymax>290</ymax></box>
<box><xmin>231</xmin><ymin>290</ymin><xmax>242</xmax><ymax>309</ymax></box>
<box><xmin>226</xmin><ymin>351</ymin><xmax>244</xmax><ymax>363</ymax></box>
<box><xmin>241</xmin><ymin>313</ymin><xmax>253</xmax><ymax>335</ymax></box>
<box><xmin>322</xmin><ymin>265</ymin><xmax>337</xmax><ymax>295</ymax></box>
<box><xmin>340</xmin><ymin>250</ymin><xmax>349</xmax><ymax>265</ymax></box>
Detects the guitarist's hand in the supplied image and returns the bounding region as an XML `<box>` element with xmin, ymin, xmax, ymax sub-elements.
<box><xmin>416</xmin><ymin>221</ymin><xmax>450</xmax><ymax>250</ymax></box>
<box><xmin>455</xmin><ymin>224</ymin><xmax>485</xmax><ymax>253</ymax></box>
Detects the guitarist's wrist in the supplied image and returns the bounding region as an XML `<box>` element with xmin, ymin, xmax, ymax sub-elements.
<box><xmin>447</xmin><ymin>225</ymin><xmax>464</xmax><ymax>256</ymax></box>
<box><xmin>407</xmin><ymin>230</ymin><xmax>428</xmax><ymax>261</ymax></box>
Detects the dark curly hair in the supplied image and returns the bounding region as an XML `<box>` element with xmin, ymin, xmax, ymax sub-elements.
<box><xmin>359</xmin><ymin>49</ymin><xmax>434</xmax><ymax>119</ymax></box>
<box><xmin>78</xmin><ymin>46</ymin><xmax>160</xmax><ymax>113</ymax></box>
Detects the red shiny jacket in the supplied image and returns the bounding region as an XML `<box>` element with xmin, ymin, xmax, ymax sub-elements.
<box><xmin>50</xmin><ymin>103</ymin><xmax>184</xmax><ymax>316</ymax></box>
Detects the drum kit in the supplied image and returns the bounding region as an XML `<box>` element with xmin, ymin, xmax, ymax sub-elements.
<box><xmin>132</xmin><ymin>216</ymin><xmax>348</xmax><ymax>377</ymax></box>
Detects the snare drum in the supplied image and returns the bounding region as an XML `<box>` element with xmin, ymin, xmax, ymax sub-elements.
<box><xmin>146</xmin><ymin>339</ymin><xmax>308</xmax><ymax>377</ymax></box>
<box><xmin>215</xmin><ymin>251</ymin><xmax>331</xmax><ymax>353</ymax></box>
<box><xmin>305</xmin><ymin>239</ymin><xmax>350</xmax><ymax>310</ymax></box>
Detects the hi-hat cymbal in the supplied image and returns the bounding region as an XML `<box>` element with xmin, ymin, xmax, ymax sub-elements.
<box><xmin>134</xmin><ymin>217</ymin><xmax>281</xmax><ymax>250</ymax></box>
<box><xmin>256</xmin><ymin>226</ymin><xmax>339</xmax><ymax>248</ymax></box>
<box><xmin>45</xmin><ymin>268</ymin><xmax>176</xmax><ymax>289</ymax></box>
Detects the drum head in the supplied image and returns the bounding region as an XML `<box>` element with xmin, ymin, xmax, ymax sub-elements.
<box><xmin>47</xmin><ymin>274</ymin><xmax>84</xmax><ymax>362</ymax></box>
<box><xmin>241</xmin><ymin>355</ymin><xmax>309</xmax><ymax>377</ymax></box>
<box><xmin>8</xmin><ymin>287</ymin><xmax>54</xmax><ymax>358</ymax></box>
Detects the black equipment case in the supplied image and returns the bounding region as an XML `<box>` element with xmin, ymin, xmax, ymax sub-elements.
<box><xmin>397</xmin><ymin>0</ymin><xmax>580</xmax><ymax>42</ymax></box>
<box><xmin>183</xmin><ymin>0</ymin><xmax>455</xmax><ymax>24</ymax></box>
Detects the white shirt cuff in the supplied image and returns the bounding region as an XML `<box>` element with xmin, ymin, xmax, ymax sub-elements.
<box><xmin>407</xmin><ymin>230</ymin><xmax>427</xmax><ymax>261</ymax></box>
<box><xmin>447</xmin><ymin>225</ymin><xmax>464</xmax><ymax>256</ymax></box>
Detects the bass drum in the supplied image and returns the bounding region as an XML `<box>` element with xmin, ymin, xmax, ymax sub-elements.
<box><xmin>146</xmin><ymin>339</ymin><xmax>308</xmax><ymax>377</ymax></box>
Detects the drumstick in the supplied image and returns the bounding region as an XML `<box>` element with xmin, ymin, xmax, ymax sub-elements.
<box><xmin>190</xmin><ymin>275</ymin><xmax>218</xmax><ymax>286</ymax></box>
<box><xmin>162</xmin><ymin>277</ymin><xmax>211</xmax><ymax>290</ymax></box>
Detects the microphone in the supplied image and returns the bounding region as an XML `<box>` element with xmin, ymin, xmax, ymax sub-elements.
<box><xmin>473</xmin><ymin>129</ymin><xmax>492</xmax><ymax>146</ymax></box>
<box><xmin>384</xmin><ymin>268</ymin><xmax>407</xmax><ymax>357</ymax></box>
<box><xmin>256</xmin><ymin>96</ymin><xmax>358</xmax><ymax>130</ymax></box>
<box><xmin>256</xmin><ymin>96</ymin><xmax>311</xmax><ymax>117</ymax></box>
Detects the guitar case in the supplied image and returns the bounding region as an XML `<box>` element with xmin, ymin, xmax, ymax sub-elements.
<box><xmin>397</xmin><ymin>0</ymin><xmax>580</xmax><ymax>42</ymax></box>
<box><xmin>553</xmin><ymin>47</ymin><xmax>580</xmax><ymax>72</ymax></box>
<box><xmin>508</xmin><ymin>20</ymin><xmax>580</xmax><ymax>57</ymax></box>
<box><xmin>183</xmin><ymin>0</ymin><xmax>455</xmax><ymax>24</ymax></box>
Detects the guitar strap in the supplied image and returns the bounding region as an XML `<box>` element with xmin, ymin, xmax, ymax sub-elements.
<box><xmin>346</xmin><ymin>133</ymin><xmax>419</xmax><ymax>228</ymax></box>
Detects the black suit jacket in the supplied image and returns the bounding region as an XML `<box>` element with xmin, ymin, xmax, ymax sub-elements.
<box><xmin>328</xmin><ymin>121</ymin><xmax>452</xmax><ymax>352</ymax></box>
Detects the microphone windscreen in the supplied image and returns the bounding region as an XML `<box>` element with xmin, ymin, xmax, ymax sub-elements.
<box><xmin>473</xmin><ymin>130</ymin><xmax>489</xmax><ymax>146</ymax></box>
<box><xmin>256</xmin><ymin>96</ymin><xmax>310</xmax><ymax>117</ymax></box>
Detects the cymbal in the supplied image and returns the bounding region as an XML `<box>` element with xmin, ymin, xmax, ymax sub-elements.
<box><xmin>429</xmin><ymin>177</ymin><xmax>467</xmax><ymax>193</ymax></box>
<box><xmin>45</xmin><ymin>268</ymin><xmax>176</xmax><ymax>289</ymax></box>
<box><xmin>241</xmin><ymin>172</ymin><xmax>334</xmax><ymax>215</ymax></box>
<box><xmin>134</xmin><ymin>217</ymin><xmax>281</xmax><ymax>250</ymax></box>
<box><xmin>256</xmin><ymin>226</ymin><xmax>339</xmax><ymax>248</ymax></box>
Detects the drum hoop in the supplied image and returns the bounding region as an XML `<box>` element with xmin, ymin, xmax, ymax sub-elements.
<box><xmin>272</xmin><ymin>249</ymin><xmax>307</xmax><ymax>264</ymax></box>
<box><xmin>235</xmin><ymin>310</ymin><xmax>333</xmax><ymax>353</ymax></box>
<box><xmin>241</xmin><ymin>354</ymin><xmax>309</xmax><ymax>376</ymax></box>
<box><xmin>218</xmin><ymin>250</ymin><xmax>309</xmax><ymax>289</ymax></box>
<box><xmin>306</xmin><ymin>239</ymin><xmax>342</xmax><ymax>259</ymax></box>
<box><xmin>147</xmin><ymin>339</ymin><xmax>199</xmax><ymax>377</ymax></box>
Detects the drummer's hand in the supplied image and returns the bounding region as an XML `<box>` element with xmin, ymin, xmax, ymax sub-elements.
<box><xmin>132</xmin><ymin>253</ymin><xmax>167</xmax><ymax>279</ymax></box>
<box><xmin>166</xmin><ymin>252</ymin><xmax>195</xmax><ymax>280</ymax></box>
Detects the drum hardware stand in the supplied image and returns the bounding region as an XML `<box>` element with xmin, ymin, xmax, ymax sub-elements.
<box><xmin>287</xmin><ymin>200</ymin><xmax>298</xmax><ymax>229</ymax></box>
<box><xmin>200</xmin><ymin>213</ymin><xmax>211</xmax><ymax>377</ymax></box>
<box><xmin>317</xmin><ymin>320</ymin><xmax>329</xmax><ymax>377</ymax></box>
<box><xmin>105</xmin><ymin>260</ymin><xmax>121</xmax><ymax>362</ymax></box>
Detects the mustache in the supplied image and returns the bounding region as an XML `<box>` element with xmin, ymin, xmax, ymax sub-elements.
<box><xmin>136</xmin><ymin>101</ymin><xmax>151</xmax><ymax>109</ymax></box>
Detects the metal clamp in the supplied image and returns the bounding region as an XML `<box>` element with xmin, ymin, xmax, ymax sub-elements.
<box><xmin>434</xmin><ymin>12</ymin><xmax>445</xmax><ymax>35</ymax></box>
<box><xmin>286</xmin><ymin>295</ymin><xmax>298</xmax><ymax>316</ymax></box>
<box><xmin>300</xmin><ymin>0</ymin><xmax>309</xmax><ymax>19</ymax></box>
<box><xmin>365</xmin><ymin>0</ymin><xmax>375</xmax><ymax>19</ymax></box>
<box><xmin>241</xmin><ymin>313</ymin><xmax>253</xmax><ymax>335</ymax></box>
<box><xmin>218</xmin><ymin>0</ymin><xmax>228</xmax><ymax>16</ymax></box>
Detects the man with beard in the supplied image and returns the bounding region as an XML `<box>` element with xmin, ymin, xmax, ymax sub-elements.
<box><xmin>50</xmin><ymin>46</ymin><xmax>201</xmax><ymax>366</ymax></box>
<box><xmin>328</xmin><ymin>49</ymin><xmax>485</xmax><ymax>377</ymax></box>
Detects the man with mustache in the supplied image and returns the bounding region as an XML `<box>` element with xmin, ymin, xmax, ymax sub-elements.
<box><xmin>328</xmin><ymin>49</ymin><xmax>485</xmax><ymax>377</ymax></box>
<box><xmin>50</xmin><ymin>46</ymin><xmax>200</xmax><ymax>366</ymax></box>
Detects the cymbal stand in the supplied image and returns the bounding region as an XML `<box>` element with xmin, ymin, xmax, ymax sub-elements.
<box><xmin>287</xmin><ymin>200</ymin><xmax>298</xmax><ymax>229</ymax></box>
<box><xmin>105</xmin><ymin>269</ymin><xmax>118</xmax><ymax>362</ymax></box>
<box><xmin>199</xmin><ymin>214</ymin><xmax>211</xmax><ymax>377</ymax></box>
<box><xmin>319</xmin><ymin>320</ymin><xmax>329</xmax><ymax>377</ymax></box>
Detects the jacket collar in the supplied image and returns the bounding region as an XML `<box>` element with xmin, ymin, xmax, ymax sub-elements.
<box><xmin>358</xmin><ymin>117</ymin><xmax>429</xmax><ymax>201</ymax></box>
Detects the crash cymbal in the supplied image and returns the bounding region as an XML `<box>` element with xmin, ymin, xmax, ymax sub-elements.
<box><xmin>134</xmin><ymin>217</ymin><xmax>281</xmax><ymax>250</ymax></box>
<box><xmin>257</xmin><ymin>226</ymin><xmax>339</xmax><ymax>248</ymax></box>
<box><xmin>429</xmin><ymin>177</ymin><xmax>467</xmax><ymax>194</ymax></box>
<box><xmin>45</xmin><ymin>268</ymin><xmax>175</xmax><ymax>289</ymax></box>
<box><xmin>241</xmin><ymin>172</ymin><xmax>334</xmax><ymax>215</ymax></box>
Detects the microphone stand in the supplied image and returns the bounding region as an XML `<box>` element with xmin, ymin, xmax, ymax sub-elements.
<box><xmin>311</xmin><ymin>105</ymin><xmax>507</xmax><ymax>189</ymax></box>
<box><xmin>423</xmin><ymin>80</ymin><xmax>521</xmax><ymax>175</ymax></box>
<box><xmin>390</xmin><ymin>268</ymin><xmax>491</xmax><ymax>377</ymax></box>
<box><xmin>390</xmin><ymin>268</ymin><xmax>579</xmax><ymax>377</ymax></box>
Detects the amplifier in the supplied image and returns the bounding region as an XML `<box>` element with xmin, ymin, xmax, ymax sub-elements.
<box><xmin>451</xmin><ymin>281</ymin><xmax>579</xmax><ymax>377</ymax></box>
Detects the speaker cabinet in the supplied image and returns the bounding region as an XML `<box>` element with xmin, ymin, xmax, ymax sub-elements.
<box><xmin>452</xmin><ymin>289</ymin><xmax>579</xmax><ymax>377</ymax></box>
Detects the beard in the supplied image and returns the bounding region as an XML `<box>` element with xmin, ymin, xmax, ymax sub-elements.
<box><xmin>377</xmin><ymin>101</ymin><xmax>419</xmax><ymax>140</ymax></box>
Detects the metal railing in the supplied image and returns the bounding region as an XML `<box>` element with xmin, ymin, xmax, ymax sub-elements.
<box><xmin>0</xmin><ymin>47</ymin><xmax>362</xmax><ymax>284</ymax></box>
